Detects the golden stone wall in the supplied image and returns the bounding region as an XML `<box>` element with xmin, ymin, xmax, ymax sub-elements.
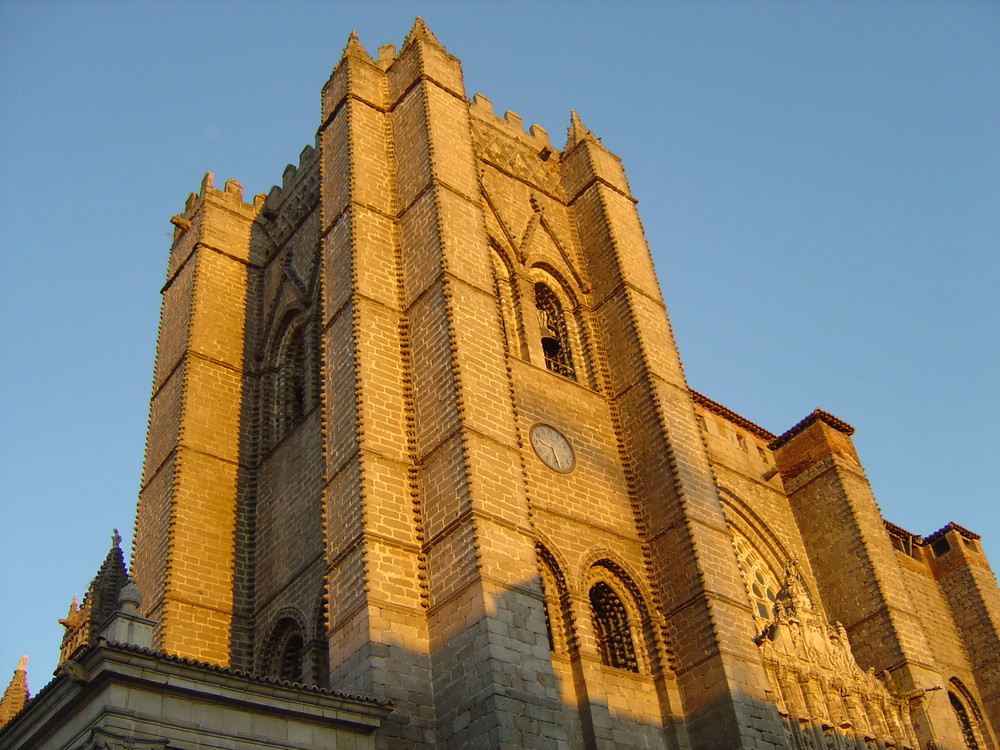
<box><xmin>128</xmin><ymin>19</ymin><xmax>1000</xmax><ymax>750</ymax></box>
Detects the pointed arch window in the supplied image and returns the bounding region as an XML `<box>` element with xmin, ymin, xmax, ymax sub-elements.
<box><xmin>537</xmin><ymin>546</ymin><xmax>570</xmax><ymax>654</ymax></box>
<box><xmin>278</xmin><ymin>632</ymin><xmax>304</xmax><ymax>682</ymax></box>
<box><xmin>272</xmin><ymin>315</ymin><xmax>308</xmax><ymax>441</ymax></box>
<box><xmin>589</xmin><ymin>581</ymin><xmax>637</xmax><ymax>672</ymax></box>
<box><xmin>490</xmin><ymin>245</ymin><xmax>522</xmax><ymax>358</ymax></box>
<box><xmin>534</xmin><ymin>283</ymin><xmax>575</xmax><ymax>379</ymax></box>
<box><xmin>949</xmin><ymin>691</ymin><xmax>982</xmax><ymax>750</ymax></box>
<box><xmin>732</xmin><ymin>532</ymin><xmax>779</xmax><ymax>621</ymax></box>
<box><xmin>266</xmin><ymin>617</ymin><xmax>305</xmax><ymax>683</ymax></box>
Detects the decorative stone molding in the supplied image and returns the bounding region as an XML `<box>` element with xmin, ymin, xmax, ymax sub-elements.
<box><xmin>756</xmin><ymin>563</ymin><xmax>921</xmax><ymax>749</ymax></box>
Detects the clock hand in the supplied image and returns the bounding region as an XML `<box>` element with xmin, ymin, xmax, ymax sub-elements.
<box><xmin>540</xmin><ymin>444</ymin><xmax>556</xmax><ymax>464</ymax></box>
<box><xmin>553</xmin><ymin>449</ymin><xmax>568</xmax><ymax>470</ymax></box>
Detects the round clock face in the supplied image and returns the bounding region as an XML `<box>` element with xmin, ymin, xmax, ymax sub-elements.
<box><xmin>530</xmin><ymin>424</ymin><xmax>575</xmax><ymax>473</ymax></box>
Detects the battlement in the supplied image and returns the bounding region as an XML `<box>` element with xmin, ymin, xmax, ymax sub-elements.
<box><xmin>376</xmin><ymin>43</ymin><xmax>396</xmax><ymax>69</ymax></box>
<box><xmin>170</xmin><ymin>172</ymin><xmax>265</xmax><ymax>242</ymax></box>
<box><xmin>261</xmin><ymin>142</ymin><xmax>319</xmax><ymax>218</ymax></box>
<box><xmin>469</xmin><ymin>92</ymin><xmax>555</xmax><ymax>155</ymax></box>
<box><xmin>258</xmin><ymin>142</ymin><xmax>320</xmax><ymax>256</ymax></box>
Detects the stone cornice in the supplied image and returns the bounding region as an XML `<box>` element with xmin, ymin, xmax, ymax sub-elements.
<box><xmin>769</xmin><ymin>408</ymin><xmax>854</xmax><ymax>450</ymax></box>
<box><xmin>689</xmin><ymin>389</ymin><xmax>776</xmax><ymax>441</ymax></box>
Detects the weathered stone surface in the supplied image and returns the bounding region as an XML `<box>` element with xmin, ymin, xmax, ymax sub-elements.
<box><xmin>9</xmin><ymin>19</ymin><xmax>997</xmax><ymax>750</ymax></box>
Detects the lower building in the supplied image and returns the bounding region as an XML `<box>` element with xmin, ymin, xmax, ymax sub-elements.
<box><xmin>2</xmin><ymin>19</ymin><xmax>998</xmax><ymax>750</ymax></box>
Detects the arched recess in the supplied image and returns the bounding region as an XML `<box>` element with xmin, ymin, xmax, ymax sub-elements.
<box><xmin>717</xmin><ymin>488</ymin><xmax>796</xmax><ymax>625</ymax></box>
<box><xmin>264</xmin><ymin>309</ymin><xmax>310</xmax><ymax>449</ymax></box>
<box><xmin>309</xmin><ymin>596</ymin><xmax>331</xmax><ymax>688</ymax></box>
<box><xmin>949</xmin><ymin>678</ymin><xmax>994</xmax><ymax>750</ymax></box>
<box><xmin>590</xmin><ymin>582</ymin><xmax>638</xmax><ymax>671</ymax></box>
<box><xmin>488</xmin><ymin>240</ymin><xmax>525</xmax><ymax>359</ymax></box>
<box><xmin>582</xmin><ymin>557</ymin><xmax>660</xmax><ymax>675</ymax></box>
<box><xmin>262</xmin><ymin>612</ymin><xmax>307</xmax><ymax>683</ymax></box>
<box><xmin>529</xmin><ymin>265</ymin><xmax>593</xmax><ymax>386</ymax></box>
<box><xmin>731</xmin><ymin>532</ymin><xmax>781</xmax><ymax>622</ymax></box>
<box><xmin>536</xmin><ymin>543</ymin><xmax>574</xmax><ymax>655</ymax></box>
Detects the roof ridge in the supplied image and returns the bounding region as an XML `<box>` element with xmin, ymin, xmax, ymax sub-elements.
<box><xmin>689</xmin><ymin>389</ymin><xmax>776</xmax><ymax>441</ymax></box>
<box><xmin>769</xmin><ymin>408</ymin><xmax>854</xmax><ymax>450</ymax></box>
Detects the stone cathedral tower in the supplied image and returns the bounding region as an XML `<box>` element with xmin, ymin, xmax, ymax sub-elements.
<box><xmin>3</xmin><ymin>20</ymin><xmax>998</xmax><ymax>750</ymax></box>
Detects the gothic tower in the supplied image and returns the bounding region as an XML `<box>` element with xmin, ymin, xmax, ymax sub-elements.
<box><xmin>114</xmin><ymin>20</ymin><xmax>1000</xmax><ymax>750</ymax></box>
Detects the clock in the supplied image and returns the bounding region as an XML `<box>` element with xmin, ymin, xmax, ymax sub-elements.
<box><xmin>530</xmin><ymin>424</ymin><xmax>575</xmax><ymax>473</ymax></box>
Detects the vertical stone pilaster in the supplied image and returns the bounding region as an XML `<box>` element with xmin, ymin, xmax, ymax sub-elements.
<box><xmin>318</xmin><ymin>32</ymin><xmax>436</xmax><ymax>748</ymax></box>
<box><xmin>772</xmin><ymin>412</ymin><xmax>965</xmax><ymax>748</ymax></box>
<box><xmin>132</xmin><ymin>176</ymin><xmax>259</xmax><ymax>666</ymax></box>
<box><xmin>563</xmin><ymin>118</ymin><xmax>787</xmax><ymax>749</ymax></box>
<box><xmin>929</xmin><ymin>525</ymin><xmax>1000</xmax><ymax>739</ymax></box>
<box><xmin>387</xmin><ymin>22</ymin><xmax>568</xmax><ymax>749</ymax></box>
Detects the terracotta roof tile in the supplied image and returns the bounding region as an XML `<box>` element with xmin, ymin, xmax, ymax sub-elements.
<box><xmin>925</xmin><ymin>521</ymin><xmax>980</xmax><ymax>543</ymax></box>
<box><xmin>689</xmin><ymin>389</ymin><xmax>776</xmax><ymax>441</ymax></box>
<box><xmin>769</xmin><ymin>409</ymin><xmax>855</xmax><ymax>450</ymax></box>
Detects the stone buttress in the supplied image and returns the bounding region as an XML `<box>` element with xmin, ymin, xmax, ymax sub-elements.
<box><xmin>771</xmin><ymin>412</ymin><xmax>998</xmax><ymax>749</ymax></box>
<box><xmin>560</xmin><ymin>113</ymin><xmax>787</xmax><ymax>750</ymax></box>
<box><xmin>317</xmin><ymin>24</ymin><xmax>569</xmax><ymax>747</ymax></box>
<box><xmin>132</xmin><ymin>175</ymin><xmax>260</xmax><ymax>665</ymax></box>
<box><xmin>116</xmin><ymin>19</ymin><xmax>1000</xmax><ymax>750</ymax></box>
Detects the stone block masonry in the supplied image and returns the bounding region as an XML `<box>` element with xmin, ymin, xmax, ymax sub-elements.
<box><xmin>92</xmin><ymin>17</ymin><xmax>1000</xmax><ymax>750</ymax></box>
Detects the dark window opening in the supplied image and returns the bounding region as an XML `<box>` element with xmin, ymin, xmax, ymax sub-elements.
<box><xmin>589</xmin><ymin>582</ymin><xmax>638</xmax><ymax>672</ymax></box>
<box><xmin>889</xmin><ymin>533</ymin><xmax>920</xmax><ymax>559</ymax></box>
<box><xmin>950</xmin><ymin>692</ymin><xmax>981</xmax><ymax>750</ymax></box>
<box><xmin>267</xmin><ymin>618</ymin><xmax>306</xmax><ymax>684</ymax></box>
<box><xmin>278</xmin><ymin>633</ymin><xmax>304</xmax><ymax>682</ymax></box>
<box><xmin>535</xmin><ymin>284</ymin><xmax>575</xmax><ymax>379</ymax></box>
<box><xmin>932</xmin><ymin>537</ymin><xmax>951</xmax><ymax>557</ymax></box>
<box><xmin>272</xmin><ymin>319</ymin><xmax>309</xmax><ymax>444</ymax></box>
<box><xmin>280</xmin><ymin>325</ymin><xmax>306</xmax><ymax>424</ymax></box>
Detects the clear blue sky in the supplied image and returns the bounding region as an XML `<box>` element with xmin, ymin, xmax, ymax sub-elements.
<box><xmin>2</xmin><ymin>1</ymin><xmax>997</xmax><ymax>693</ymax></box>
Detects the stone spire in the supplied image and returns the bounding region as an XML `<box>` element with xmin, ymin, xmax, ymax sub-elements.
<box><xmin>0</xmin><ymin>656</ymin><xmax>29</xmax><ymax>728</ymax></box>
<box><xmin>87</xmin><ymin>529</ymin><xmax>128</xmax><ymax>634</ymax></box>
<box><xmin>58</xmin><ymin>530</ymin><xmax>129</xmax><ymax>663</ymax></box>
<box><xmin>343</xmin><ymin>29</ymin><xmax>372</xmax><ymax>61</ymax></box>
<box><xmin>403</xmin><ymin>15</ymin><xmax>444</xmax><ymax>50</ymax></box>
<box><xmin>564</xmin><ymin>109</ymin><xmax>597</xmax><ymax>150</ymax></box>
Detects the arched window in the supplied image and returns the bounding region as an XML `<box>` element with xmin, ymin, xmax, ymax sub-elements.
<box><xmin>534</xmin><ymin>283</ymin><xmax>575</xmax><ymax>379</ymax></box>
<box><xmin>277</xmin><ymin>631</ymin><xmax>304</xmax><ymax>682</ymax></box>
<box><xmin>589</xmin><ymin>581</ymin><xmax>637</xmax><ymax>672</ymax></box>
<box><xmin>490</xmin><ymin>245</ymin><xmax>523</xmax><ymax>358</ymax></box>
<box><xmin>949</xmin><ymin>691</ymin><xmax>982</xmax><ymax>750</ymax></box>
<box><xmin>264</xmin><ymin>617</ymin><xmax>306</xmax><ymax>683</ymax></box>
<box><xmin>731</xmin><ymin>532</ymin><xmax>780</xmax><ymax>621</ymax></box>
<box><xmin>537</xmin><ymin>545</ymin><xmax>571</xmax><ymax>654</ymax></box>
<box><xmin>272</xmin><ymin>315</ymin><xmax>308</xmax><ymax>441</ymax></box>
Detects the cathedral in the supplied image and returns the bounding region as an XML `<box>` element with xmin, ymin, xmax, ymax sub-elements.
<box><xmin>2</xmin><ymin>20</ymin><xmax>997</xmax><ymax>750</ymax></box>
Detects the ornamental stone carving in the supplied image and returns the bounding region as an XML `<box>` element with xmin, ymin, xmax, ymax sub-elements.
<box><xmin>756</xmin><ymin>563</ymin><xmax>921</xmax><ymax>750</ymax></box>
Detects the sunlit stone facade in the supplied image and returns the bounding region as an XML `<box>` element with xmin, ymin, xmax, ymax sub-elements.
<box><xmin>2</xmin><ymin>20</ymin><xmax>998</xmax><ymax>750</ymax></box>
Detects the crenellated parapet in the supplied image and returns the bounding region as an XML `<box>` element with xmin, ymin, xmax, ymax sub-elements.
<box><xmin>258</xmin><ymin>143</ymin><xmax>320</xmax><ymax>255</ymax></box>
<box><xmin>469</xmin><ymin>93</ymin><xmax>563</xmax><ymax>199</ymax></box>
<box><xmin>163</xmin><ymin>172</ymin><xmax>264</xmax><ymax>282</ymax></box>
